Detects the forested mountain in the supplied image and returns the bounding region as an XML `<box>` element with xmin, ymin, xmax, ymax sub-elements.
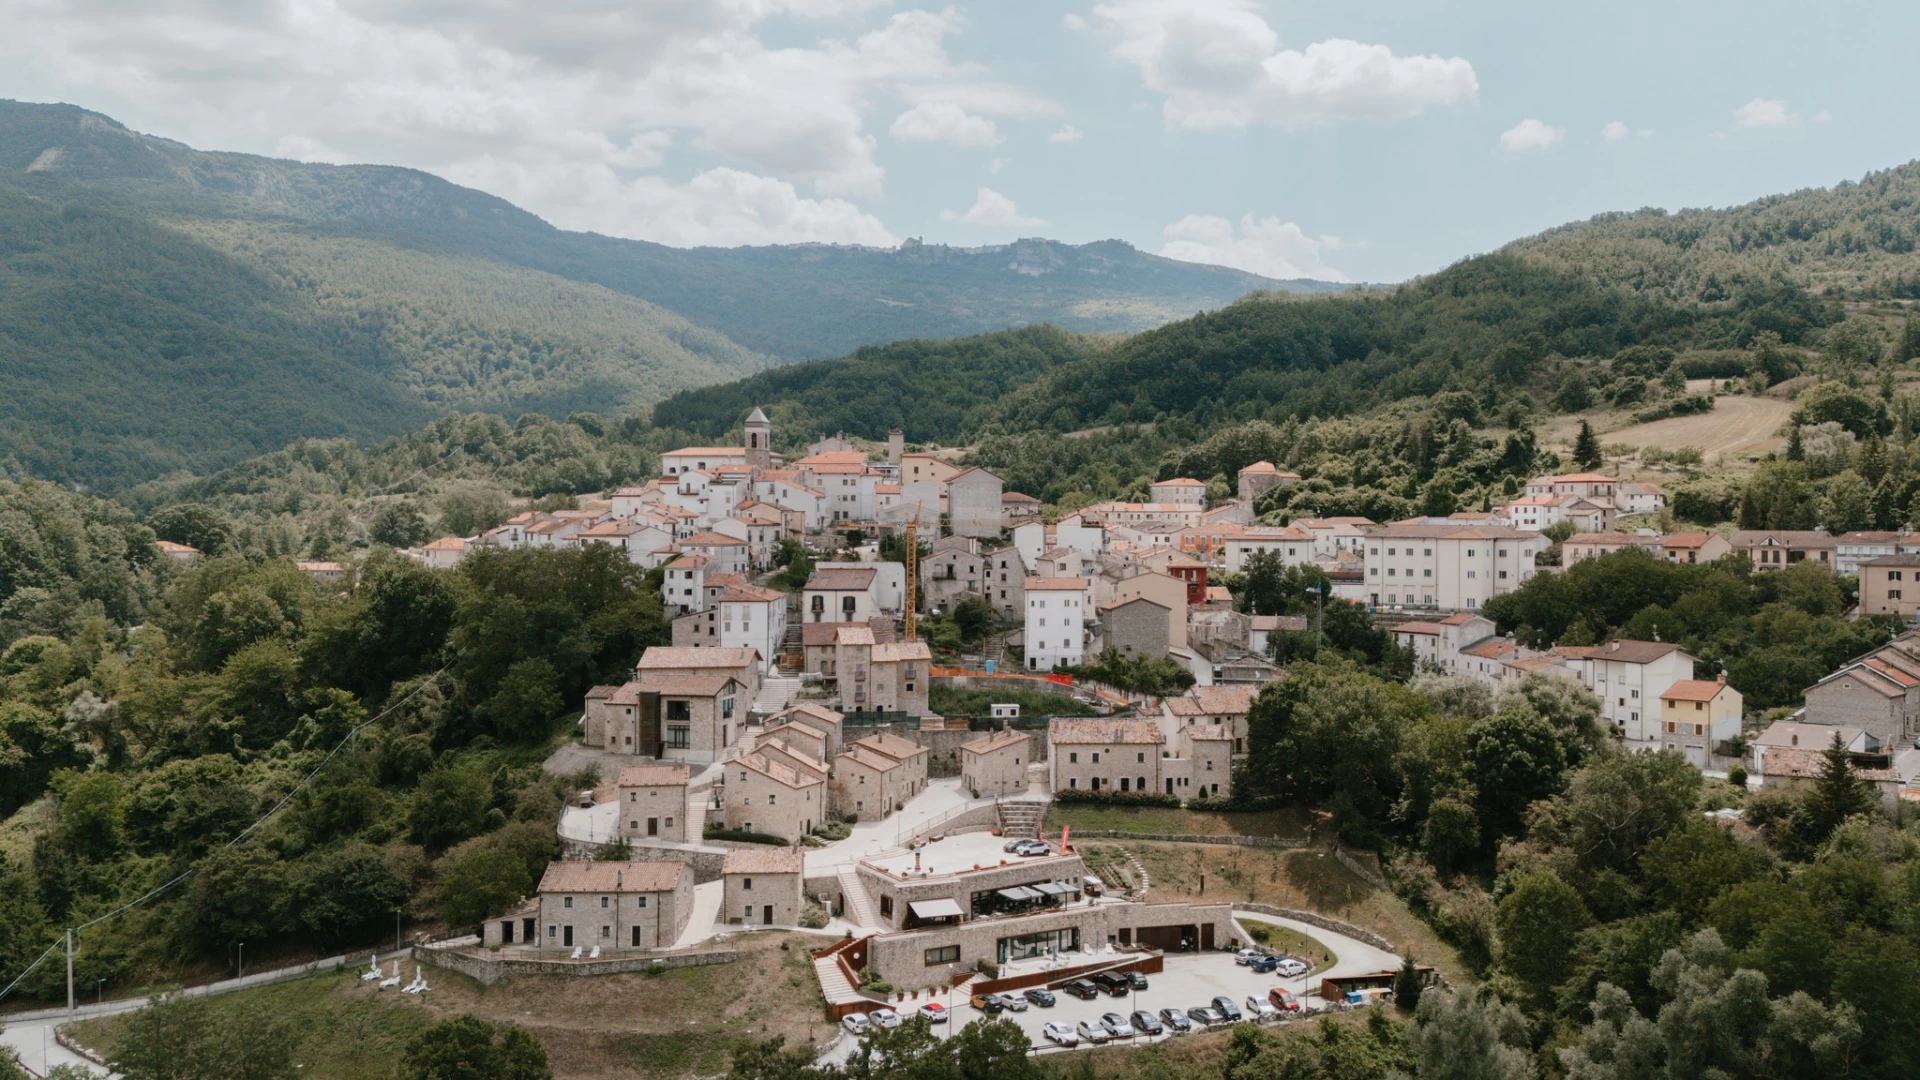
<box><xmin>0</xmin><ymin>100</ymin><xmax>1306</xmax><ymax>487</ymax></box>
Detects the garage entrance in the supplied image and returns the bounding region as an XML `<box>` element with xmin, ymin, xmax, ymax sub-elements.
<box><xmin>1132</xmin><ymin>923</ymin><xmax>1203</xmax><ymax>951</ymax></box>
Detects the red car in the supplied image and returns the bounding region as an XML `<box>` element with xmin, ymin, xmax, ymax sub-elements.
<box><xmin>1268</xmin><ymin>988</ymin><xmax>1301</xmax><ymax>1013</ymax></box>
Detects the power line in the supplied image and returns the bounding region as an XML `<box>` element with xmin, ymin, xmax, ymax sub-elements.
<box><xmin>0</xmin><ymin>663</ymin><xmax>453</xmax><ymax>1008</ymax></box>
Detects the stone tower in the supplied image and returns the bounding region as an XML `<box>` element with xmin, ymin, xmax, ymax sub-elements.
<box><xmin>745</xmin><ymin>406</ymin><xmax>772</xmax><ymax>472</ymax></box>
<box><xmin>888</xmin><ymin>428</ymin><xmax>905</xmax><ymax>466</ymax></box>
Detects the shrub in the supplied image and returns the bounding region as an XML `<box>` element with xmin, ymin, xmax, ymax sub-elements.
<box><xmin>1051</xmin><ymin>789</ymin><xmax>1180</xmax><ymax>808</ymax></box>
<box><xmin>702</xmin><ymin>827</ymin><xmax>790</xmax><ymax>846</ymax></box>
<box><xmin>1727</xmin><ymin>764</ymin><xmax>1749</xmax><ymax>788</ymax></box>
<box><xmin>800</xmin><ymin>900</ymin><xmax>829</xmax><ymax>929</ymax></box>
<box><xmin>1632</xmin><ymin>394</ymin><xmax>1714</xmax><ymax>424</ymax></box>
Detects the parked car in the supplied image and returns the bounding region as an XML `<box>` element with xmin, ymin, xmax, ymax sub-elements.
<box><xmin>1245</xmin><ymin>996</ymin><xmax>1280</xmax><ymax>1021</ymax></box>
<box><xmin>969</xmin><ymin>993</ymin><xmax>1002</xmax><ymax>1014</ymax></box>
<box><xmin>1063</xmin><ymin>980</ymin><xmax>1101</xmax><ymax>1000</ymax></box>
<box><xmin>1014</xmin><ymin>840</ymin><xmax>1051</xmax><ymax>856</ymax></box>
<box><xmin>919</xmin><ymin>1002</ymin><xmax>948</xmax><ymax>1023</ymax></box>
<box><xmin>996</xmin><ymin>992</ymin><xmax>1029</xmax><ymax>1012</ymax></box>
<box><xmin>1100</xmin><ymin>1012</ymin><xmax>1137</xmax><ymax>1038</ymax></box>
<box><xmin>1212</xmin><ymin>996</ymin><xmax>1243</xmax><ymax>1021</ymax></box>
<box><xmin>1234</xmin><ymin>949</ymin><xmax>1261</xmax><ymax>966</ymax></box>
<box><xmin>1130</xmin><ymin>1010</ymin><xmax>1164</xmax><ymax>1036</ymax></box>
<box><xmin>1275</xmin><ymin>958</ymin><xmax>1310</xmax><ymax>977</ymax></box>
<box><xmin>1043</xmin><ymin>1022</ymin><xmax>1079</xmax><ymax>1047</ymax></box>
<box><xmin>1187</xmin><ymin>1005</ymin><xmax>1224</xmax><ymax>1027</ymax></box>
<box><xmin>1081</xmin><ymin>874</ymin><xmax>1104</xmax><ymax>897</ymax></box>
<box><xmin>1024</xmin><ymin>988</ymin><xmax>1057</xmax><ymax>1008</ymax></box>
<box><xmin>870</xmin><ymin>1008</ymin><xmax>902</xmax><ymax>1029</ymax></box>
<box><xmin>1076</xmin><ymin>1019</ymin><xmax>1111</xmax><ymax>1044</ymax></box>
<box><xmin>841</xmin><ymin>1013</ymin><xmax>870</xmax><ymax>1036</ymax></box>
<box><xmin>1248</xmin><ymin>954</ymin><xmax>1279</xmax><ymax>974</ymax></box>
<box><xmin>1268</xmin><ymin>988</ymin><xmax>1301</xmax><ymax>1013</ymax></box>
<box><xmin>1124</xmin><ymin>971</ymin><xmax>1149</xmax><ymax>990</ymax></box>
<box><xmin>1003</xmin><ymin>839</ymin><xmax>1029</xmax><ymax>853</ymax></box>
<box><xmin>1158</xmin><ymin>1008</ymin><xmax>1193</xmax><ymax>1033</ymax></box>
<box><xmin>1091</xmin><ymin>972</ymin><xmax>1131</xmax><ymax>997</ymax></box>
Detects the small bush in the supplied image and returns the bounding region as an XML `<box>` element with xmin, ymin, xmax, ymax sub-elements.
<box><xmin>1727</xmin><ymin>764</ymin><xmax>1749</xmax><ymax>788</ymax></box>
<box><xmin>1051</xmin><ymin>789</ymin><xmax>1181</xmax><ymax>808</ymax></box>
<box><xmin>702</xmin><ymin>827</ymin><xmax>790</xmax><ymax>846</ymax></box>
<box><xmin>1632</xmin><ymin>394</ymin><xmax>1714</xmax><ymax>424</ymax></box>
<box><xmin>800</xmin><ymin>900</ymin><xmax>829</xmax><ymax>929</ymax></box>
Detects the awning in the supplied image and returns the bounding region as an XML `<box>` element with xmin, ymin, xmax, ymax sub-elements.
<box><xmin>908</xmin><ymin>898</ymin><xmax>964</xmax><ymax>919</ymax></box>
<box><xmin>1032</xmin><ymin>882</ymin><xmax>1074</xmax><ymax>896</ymax></box>
<box><xmin>996</xmin><ymin>886</ymin><xmax>1043</xmax><ymax>902</ymax></box>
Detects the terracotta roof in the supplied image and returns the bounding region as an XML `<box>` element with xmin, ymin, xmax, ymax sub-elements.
<box><xmin>835</xmin><ymin>746</ymin><xmax>901</xmax><ymax>772</ymax></box>
<box><xmin>1660</xmin><ymin>679</ymin><xmax>1732</xmax><ymax>703</ymax></box>
<box><xmin>1590</xmin><ymin>640</ymin><xmax>1683</xmax><ymax>665</ymax></box>
<box><xmin>1732</xmin><ymin>530</ymin><xmax>1836</xmax><ymax>549</ymax></box>
<box><xmin>1539</xmin><ymin>472</ymin><xmax>1619</xmax><ymax>484</ymax></box>
<box><xmin>833</xmin><ymin>625</ymin><xmax>876</xmax><ymax>647</ymax></box>
<box><xmin>1463</xmin><ymin>638</ymin><xmax>1521</xmax><ymax>660</ymax></box>
<box><xmin>874</xmin><ymin>483</ymin><xmax>901</xmax><ymax>495</ymax></box>
<box><xmin>680</xmin><ymin>531</ymin><xmax>748</xmax><ymax>547</ymax></box>
<box><xmin>1863</xmin><ymin>656</ymin><xmax>1920</xmax><ymax>687</ymax></box>
<box><xmin>1049</xmin><ymin>718</ymin><xmax>1165</xmax><ymax>745</ymax></box>
<box><xmin>637</xmin><ymin>673</ymin><xmax>739</xmax><ymax>697</ymax></box>
<box><xmin>1003</xmin><ymin>492</ymin><xmax>1042</xmax><ymax>503</ymax></box>
<box><xmin>1439</xmin><ymin>612</ymin><xmax>1481</xmax><ymax>626</ymax></box>
<box><xmin>1395</xmin><ymin>622</ymin><xmax>1444</xmax><ymax>636</ymax></box>
<box><xmin>961</xmin><ymin>730</ymin><xmax>1029</xmax><ymax>755</ymax></box>
<box><xmin>1810</xmin><ymin>662</ymin><xmax>1906</xmax><ymax>699</ymax></box>
<box><xmin>722</xmin><ymin>848</ymin><xmax>804</xmax><ymax>875</ymax></box>
<box><xmin>537</xmin><ymin>860</ymin><xmax>689</xmax><ymax>894</ymax></box>
<box><xmin>736</xmin><ymin>751</ymin><xmax>824</xmax><ymax>790</ymax></box>
<box><xmin>794</xmin><ymin>451</ymin><xmax>868</xmax><ymax>466</ymax></box>
<box><xmin>617</xmin><ymin>765</ymin><xmax>690</xmax><ymax>788</ymax></box>
<box><xmin>806</xmin><ymin>568</ymin><xmax>878</xmax><ymax>590</ymax></box>
<box><xmin>638</xmin><ymin>647</ymin><xmax>760</xmax><ymax>671</ymax></box>
<box><xmin>1189</xmin><ymin>684</ymin><xmax>1260</xmax><ymax>714</ymax></box>
<box><xmin>585</xmin><ymin>684</ymin><xmax>621</xmax><ymax>700</ymax></box>
<box><xmin>1155</xmin><ymin>478</ymin><xmax>1206</xmax><ymax>487</ymax></box>
<box><xmin>422</xmin><ymin>536</ymin><xmax>468</xmax><ymax>551</ymax></box>
<box><xmin>714</xmin><ymin>583</ymin><xmax>784</xmax><ymax>603</ymax></box>
<box><xmin>852</xmin><ymin>732</ymin><xmax>928</xmax><ymax>761</ymax></box>
<box><xmin>772</xmin><ymin>702</ymin><xmax>844</xmax><ymax>726</ymax></box>
<box><xmin>1025</xmin><ymin>576</ymin><xmax>1088</xmax><ymax>590</ymax></box>
<box><xmin>1864</xmin><ymin>553</ymin><xmax>1920</xmax><ymax>569</ymax></box>
<box><xmin>1164</xmin><ymin>698</ymin><xmax>1206</xmax><ymax>717</ymax></box>
<box><xmin>663</xmin><ymin>446</ymin><xmax>748</xmax><ymax>457</ymax></box>
<box><xmin>1663</xmin><ymin>531</ymin><xmax>1714</xmax><ymax>548</ymax></box>
<box><xmin>1564</xmin><ymin>532</ymin><xmax>1661</xmax><ymax>547</ymax></box>
<box><xmin>872</xmin><ymin>641</ymin><xmax>932</xmax><ymax>663</ymax></box>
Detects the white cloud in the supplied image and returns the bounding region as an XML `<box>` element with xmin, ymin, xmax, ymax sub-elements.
<box><xmin>0</xmin><ymin>0</ymin><xmax>1004</xmax><ymax>240</ymax></box>
<box><xmin>1158</xmin><ymin>213</ymin><xmax>1349</xmax><ymax>281</ymax></box>
<box><xmin>889</xmin><ymin>101</ymin><xmax>1001</xmax><ymax>147</ymax></box>
<box><xmin>1733</xmin><ymin>97</ymin><xmax>1798</xmax><ymax>129</ymax></box>
<box><xmin>1499</xmin><ymin>118</ymin><xmax>1564</xmax><ymax>152</ymax></box>
<box><xmin>1091</xmin><ymin>0</ymin><xmax>1476</xmax><ymax>129</ymax></box>
<box><xmin>1049</xmin><ymin>124</ymin><xmax>1085</xmax><ymax>144</ymax></box>
<box><xmin>443</xmin><ymin>160</ymin><xmax>898</xmax><ymax>247</ymax></box>
<box><xmin>940</xmin><ymin>187</ymin><xmax>1043</xmax><ymax>228</ymax></box>
<box><xmin>1601</xmin><ymin>120</ymin><xmax>1629</xmax><ymax>142</ymax></box>
<box><xmin>1063</xmin><ymin>13</ymin><xmax>1089</xmax><ymax>31</ymax></box>
<box><xmin>1813</xmin><ymin>110</ymin><xmax>1833</xmax><ymax>124</ymax></box>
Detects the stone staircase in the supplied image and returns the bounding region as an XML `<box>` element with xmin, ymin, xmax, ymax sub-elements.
<box><xmin>754</xmin><ymin>673</ymin><xmax>801</xmax><ymax>715</ymax></box>
<box><xmin>996</xmin><ymin>799</ymin><xmax>1048</xmax><ymax>840</ymax></box>
<box><xmin>813</xmin><ymin>952</ymin><xmax>861</xmax><ymax>1004</ymax></box>
<box><xmin>837</xmin><ymin>865</ymin><xmax>880</xmax><ymax>927</ymax></box>
<box><xmin>779</xmin><ymin>597</ymin><xmax>805</xmax><ymax>672</ymax></box>
<box><xmin>685</xmin><ymin>786</ymin><xmax>711</xmax><ymax>838</ymax></box>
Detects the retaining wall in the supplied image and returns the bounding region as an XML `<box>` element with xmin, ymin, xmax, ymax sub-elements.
<box><xmin>418</xmin><ymin>944</ymin><xmax>735</xmax><ymax>987</ymax></box>
<box><xmin>1065</xmin><ymin>831</ymin><xmax>1308</xmax><ymax>848</ymax></box>
<box><xmin>559</xmin><ymin>837</ymin><xmax>733</xmax><ymax>883</ymax></box>
<box><xmin>1231</xmin><ymin>903</ymin><xmax>1397</xmax><ymax>954</ymax></box>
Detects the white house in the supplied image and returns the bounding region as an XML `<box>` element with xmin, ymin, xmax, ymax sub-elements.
<box><xmin>1567</xmin><ymin>639</ymin><xmax>1696</xmax><ymax>752</ymax></box>
<box><xmin>1362</xmin><ymin>525</ymin><xmax>1550</xmax><ymax>612</ymax></box>
<box><xmin>1025</xmin><ymin>577</ymin><xmax>1089</xmax><ymax>671</ymax></box>
<box><xmin>1223</xmin><ymin>526</ymin><xmax>1315</xmax><ymax>572</ymax></box>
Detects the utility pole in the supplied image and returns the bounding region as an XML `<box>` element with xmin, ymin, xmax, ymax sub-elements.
<box><xmin>395</xmin><ymin>910</ymin><xmax>403</xmax><ymax>953</ymax></box>
<box><xmin>65</xmin><ymin>928</ymin><xmax>73</xmax><ymax>1017</ymax></box>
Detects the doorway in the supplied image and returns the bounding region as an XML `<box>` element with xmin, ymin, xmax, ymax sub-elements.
<box><xmin>647</xmin><ymin>817</ymin><xmax>659</xmax><ymax>837</ymax></box>
<box><xmin>764</xmin><ymin>904</ymin><xmax>774</xmax><ymax>925</ymax></box>
<box><xmin>563</xmin><ymin>925</ymin><xmax>574</xmax><ymax>947</ymax></box>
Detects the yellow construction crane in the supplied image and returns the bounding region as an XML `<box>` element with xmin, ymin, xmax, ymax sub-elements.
<box><xmin>903</xmin><ymin>521</ymin><xmax>918</xmax><ymax>642</ymax></box>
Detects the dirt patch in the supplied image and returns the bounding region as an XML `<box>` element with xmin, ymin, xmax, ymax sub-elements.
<box><xmin>1596</xmin><ymin>395</ymin><xmax>1794</xmax><ymax>461</ymax></box>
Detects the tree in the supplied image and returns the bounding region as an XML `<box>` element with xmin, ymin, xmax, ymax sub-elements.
<box><xmin>488</xmin><ymin>657</ymin><xmax>564</xmax><ymax>743</ymax></box>
<box><xmin>1393</xmin><ymin>954</ymin><xmax>1426</xmax><ymax>1013</ymax></box>
<box><xmin>1803</xmin><ymin>731</ymin><xmax>1875</xmax><ymax>840</ymax></box>
<box><xmin>108</xmin><ymin>994</ymin><xmax>297</xmax><ymax>1080</ymax></box>
<box><xmin>437</xmin><ymin>840</ymin><xmax>537</xmax><ymax>927</ymax></box>
<box><xmin>1819</xmin><ymin>470</ymin><xmax>1874</xmax><ymax>533</ymax></box>
<box><xmin>146</xmin><ymin>503</ymin><xmax>233</xmax><ymax>556</ymax></box>
<box><xmin>400</xmin><ymin>1015</ymin><xmax>551</xmax><ymax>1080</ymax></box>
<box><xmin>1467</xmin><ymin>703</ymin><xmax>1568</xmax><ymax>840</ymax></box>
<box><xmin>1786</xmin><ymin>424</ymin><xmax>1806</xmax><ymax>461</ymax></box>
<box><xmin>370</xmin><ymin>501</ymin><xmax>433</xmax><ymax>548</ymax></box>
<box><xmin>1496</xmin><ymin>868</ymin><xmax>1593</xmax><ymax>1005</ymax></box>
<box><xmin>1573</xmin><ymin>421</ymin><xmax>1601</xmax><ymax>469</ymax></box>
<box><xmin>1421</xmin><ymin>796</ymin><xmax>1482</xmax><ymax>874</ymax></box>
<box><xmin>1900</xmin><ymin>313</ymin><xmax>1920</xmax><ymax>363</ymax></box>
<box><xmin>1405</xmin><ymin>989</ymin><xmax>1533</xmax><ymax>1080</ymax></box>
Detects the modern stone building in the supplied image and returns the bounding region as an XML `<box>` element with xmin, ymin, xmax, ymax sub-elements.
<box><xmin>1099</xmin><ymin>596</ymin><xmax>1171</xmax><ymax>659</ymax></box>
<box><xmin>947</xmin><ymin>467</ymin><xmax>1006</xmax><ymax>539</ymax></box>
<box><xmin>1046</xmin><ymin>718</ymin><xmax>1164</xmax><ymax>794</ymax></box>
<box><xmin>723</xmin><ymin>847</ymin><xmax>805</xmax><ymax>927</ymax></box>
<box><xmin>533</xmin><ymin>860</ymin><xmax>694</xmax><ymax>951</ymax></box>
<box><xmin>617</xmin><ymin>765</ymin><xmax>690</xmax><ymax>842</ymax></box>
<box><xmin>958</xmin><ymin>729</ymin><xmax>1030</xmax><ymax>797</ymax></box>
<box><xmin>723</xmin><ymin>752</ymin><xmax>827</xmax><ymax>842</ymax></box>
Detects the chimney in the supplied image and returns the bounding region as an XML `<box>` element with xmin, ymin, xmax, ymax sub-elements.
<box><xmin>1717</xmin><ymin>671</ymin><xmax>1727</xmax><ymax>685</ymax></box>
<box><xmin>1610</xmin><ymin>641</ymin><xmax>1620</xmax><ymax>652</ymax></box>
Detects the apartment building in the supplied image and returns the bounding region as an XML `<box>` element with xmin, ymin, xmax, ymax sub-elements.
<box><xmin>1362</xmin><ymin>525</ymin><xmax>1550</xmax><ymax>611</ymax></box>
<box><xmin>1024</xmin><ymin>577</ymin><xmax>1090</xmax><ymax>671</ymax></box>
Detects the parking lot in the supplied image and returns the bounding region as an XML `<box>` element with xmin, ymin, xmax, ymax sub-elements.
<box><xmin>822</xmin><ymin>948</ymin><xmax>1345</xmax><ymax>1063</ymax></box>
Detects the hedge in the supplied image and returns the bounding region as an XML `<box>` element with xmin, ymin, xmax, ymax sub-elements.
<box><xmin>1051</xmin><ymin>789</ymin><xmax>1181</xmax><ymax>808</ymax></box>
<box><xmin>702</xmin><ymin>827</ymin><xmax>792</xmax><ymax>846</ymax></box>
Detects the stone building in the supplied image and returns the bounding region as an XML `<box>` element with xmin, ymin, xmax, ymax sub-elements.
<box><xmin>723</xmin><ymin>847</ymin><xmax>805</xmax><ymax>927</ymax></box>
<box><xmin>617</xmin><ymin>765</ymin><xmax>690</xmax><ymax>842</ymax></box>
<box><xmin>958</xmin><ymin>729</ymin><xmax>1030</xmax><ymax>797</ymax></box>
<box><xmin>1099</xmin><ymin>596</ymin><xmax>1171</xmax><ymax>659</ymax></box>
<box><xmin>1046</xmin><ymin>718</ymin><xmax>1165</xmax><ymax>794</ymax></box>
<box><xmin>723</xmin><ymin>752</ymin><xmax>827</xmax><ymax>842</ymax></box>
<box><xmin>533</xmin><ymin>860</ymin><xmax>694</xmax><ymax>951</ymax></box>
<box><xmin>947</xmin><ymin>467</ymin><xmax>1006</xmax><ymax>539</ymax></box>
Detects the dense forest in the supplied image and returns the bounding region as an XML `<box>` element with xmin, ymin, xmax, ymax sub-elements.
<box><xmin>0</xmin><ymin>482</ymin><xmax>668</xmax><ymax>1002</ymax></box>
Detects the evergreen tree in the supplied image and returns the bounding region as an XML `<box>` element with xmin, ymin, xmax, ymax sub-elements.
<box><xmin>1572</xmin><ymin>421</ymin><xmax>1602</xmax><ymax>470</ymax></box>
<box><xmin>1786</xmin><ymin>425</ymin><xmax>1806</xmax><ymax>461</ymax></box>
<box><xmin>1858</xmin><ymin>435</ymin><xmax>1888</xmax><ymax>485</ymax></box>
<box><xmin>1900</xmin><ymin>312</ymin><xmax>1920</xmax><ymax>362</ymax></box>
<box><xmin>1393</xmin><ymin>954</ymin><xmax>1425</xmax><ymax>1012</ymax></box>
<box><xmin>1805</xmin><ymin>731</ymin><xmax>1875</xmax><ymax>839</ymax></box>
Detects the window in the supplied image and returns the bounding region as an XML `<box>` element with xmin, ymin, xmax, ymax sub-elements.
<box><xmin>1137</xmin><ymin>752</ymin><xmax>1145</xmax><ymax>763</ymax></box>
<box><xmin>601</xmin><ymin>925</ymin><xmax>611</xmax><ymax>938</ymax></box>
<box><xmin>667</xmin><ymin>725</ymin><xmax>690</xmax><ymax>749</ymax></box>
<box><xmin>926</xmin><ymin>945</ymin><xmax>961</xmax><ymax>965</ymax></box>
<box><xmin>638</xmin><ymin>895</ymin><xmax>647</xmax><ymax>908</ymax></box>
<box><xmin>666</xmin><ymin>700</ymin><xmax>692</xmax><ymax>723</ymax></box>
<box><xmin>743</xmin><ymin>878</ymin><xmax>753</xmax><ymax>890</ymax></box>
<box><xmin>601</xmin><ymin>896</ymin><xmax>610</xmax><ymax>909</ymax></box>
<box><xmin>564</xmin><ymin>897</ymin><xmax>574</xmax><ymax>908</ymax></box>
<box><xmin>1091</xmin><ymin>752</ymin><xmax>1100</xmax><ymax>763</ymax></box>
<box><xmin>1068</xmin><ymin>778</ymin><xmax>1077</xmax><ymax>788</ymax></box>
<box><xmin>1892</xmin><ymin>590</ymin><xmax>1904</xmax><ymax>601</ymax></box>
<box><xmin>1069</xmin><ymin>752</ymin><xmax>1078</xmax><ymax>763</ymax></box>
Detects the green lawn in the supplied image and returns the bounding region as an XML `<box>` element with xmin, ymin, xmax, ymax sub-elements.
<box><xmin>1049</xmin><ymin>804</ymin><xmax>1313</xmax><ymax>839</ymax></box>
<box><xmin>1240</xmin><ymin>919</ymin><xmax>1338</xmax><ymax>976</ymax></box>
<box><xmin>928</xmin><ymin>685</ymin><xmax>1104</xmax><ymax>718</ymax></box>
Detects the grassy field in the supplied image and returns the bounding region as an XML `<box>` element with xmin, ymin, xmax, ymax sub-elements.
<box><xmin>929</xmin><ymin>684</ymin><xmax>1105</xmax><ymax>718</ymax></box>
<box><xmin>1081</xmin><ymin>842</ymin><xmax>1467</xmax><ymax>988</ymax></box>
<box><xmin>1048</xmin><ymin>804</ymin><xmax>1313</xmax><ymax>838</ymax></box>
<box><xmin>69</xmin><ymin>930</ymin><xmax>838</xmax><ymax>1080</ymax></box>
<box><xmin>1239</xmin><ymin>920</ymin><xmax>1336</xmax><ymax>976</ymax></box>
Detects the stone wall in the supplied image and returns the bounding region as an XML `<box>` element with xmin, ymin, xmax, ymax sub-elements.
<box><xmin>1231</xmin><ymin>903</ymin><xmax>1396</xmax><ymax>954</ymax></box>
<box><xmin>559</xmin><ymin>837</ymin><xmax>733</xmax><ymax>883</ymax></box>
<box><xmin>1067</xmin><ymin>830</ymin><xmax>1307</xmax><ymax>848</ymax></box>
<box><xmin>419</xmin><ymin>944</ymin><xmax>735</xmax><ymax>987</ymax></box>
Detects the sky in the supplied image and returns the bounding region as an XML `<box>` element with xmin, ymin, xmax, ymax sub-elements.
<box><xmin>2</xmin><ymin>0</ymin><xmax>1916</xmax><ymax>284</ymax></box>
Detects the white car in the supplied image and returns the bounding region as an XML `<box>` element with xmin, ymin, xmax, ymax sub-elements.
<box><xmin>1100</xmin><ymin>1012</ymin><xmax>1136</xmax><ymax>1038</ymax></box>
<box><xmin>919</xmin><ymin>1002</ymin><xmax>948</xmax><ymax>1024</ymax></box>
<box><xmin>1043</xmin><ymin>1021</ymin><xmax>1079</xmax><ymax>1047</ymax></box>
<box><xmin>995</xmin><ymin>992</ymin><xmax>1029</xmax><ymax>1012</ymax></box>
<box><xmin>1075</xmin><ymin>1019</ymin><xmax>1111</xmax><ymax>1044</ymax></box>
<box><xmin>1275</xmin><ymin>958</ymin><xmax>1310</xmax><ymax>977</ymax></box>
<box><xmin>869</xmin><ymin>1008</ymin><xmax>902</xmax><ymax>1029</ymax></box>
<box><xmin>1234</xmin><ymin>948</ymin><xmax>1261</xmax><ymax>966</ymax></box>
<box><xmin>1245</xmin><ymin>996</ymin><xmax>1281</xmax><ymax>1021</ymax></box>
<box><xmin>842</xmin><ymin>1013</ymin><xmax>871</xmax><ymax>1036</ymax></box>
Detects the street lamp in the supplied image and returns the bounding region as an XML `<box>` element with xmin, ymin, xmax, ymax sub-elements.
<box><xmin>395</xmin><ymin>909</ymin><xmax>404</xmax><ymax>952</ymax></box>
<box><xmin>96</xmin><ymin>978</ymin><xmax>104</xmax><ymax>1006</ymax></box>
<box><xmin>237</xmin><ymin>941</ymin><xmax>245</xmax><ymax>979</ymax></box>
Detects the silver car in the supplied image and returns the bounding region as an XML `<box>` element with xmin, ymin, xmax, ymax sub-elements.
<box><xmin>1043</xmin><ymin>1021</ymin><xmax>1079</xmax><ymax>1047</ymax></box>
<box><xmin>842</xmin><ymin>1012</ymin><xmax>870</xmax><ymax>1036</ymax></box>
<box><xmin>1076</xmin><ymin>1019</ymin><xmax>1111</xmax><ymax>1044</ymax></box>
<box><xmin>1100</xmin><ymin>1012</ymin><xmax>1137</xmax><ymax>1038</ymax></box>
<box><xmin>995</xmin><ymin>992</ymin><xmax>1029</xmax><ymax>1012</ymax></box>
<box><xmin>869</xmin><ymin>1008</ymin><xmax>902</xmax><ymax>1029</ymax></box>
<box><xmin>1275</xmin><ymin>958</ymin><xmax>1310</xmax><ymax>977</ymax></box>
